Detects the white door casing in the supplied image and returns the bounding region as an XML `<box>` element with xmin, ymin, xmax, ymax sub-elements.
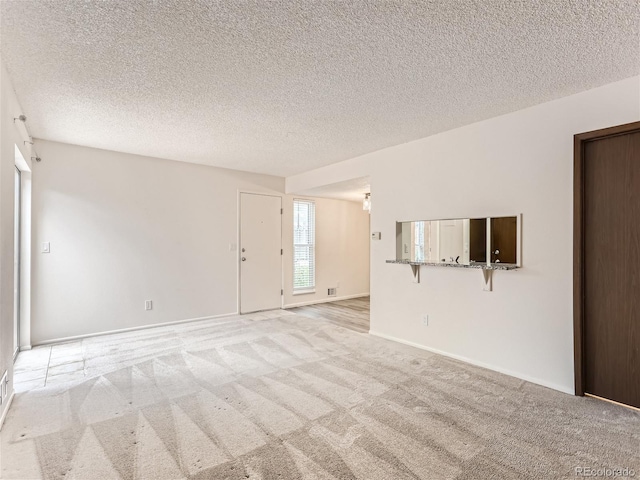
<box><xmin>239</xmin><ymin>193</ymin><xmax>282</xmax><ymax>313</ymax></box>
<box><xmin>14</xmin><ymin>167</ymin><xmax>21</xmax><ymax>360</ymax></box>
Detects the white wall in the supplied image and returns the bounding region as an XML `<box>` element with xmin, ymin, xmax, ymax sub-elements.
<box><xmin>0</xmin><ymin>58</ymin><xmax>34</xmax><ymax>426</ymax></box>
<box><xmin>30</xmin><ymin>140</ymin><xmax>369</xmax><ymax>344</ymax></box>
<box><xmin>286</xmin><ymin>76</ymin><xmax>640</xmax><ymax>394</ymax></box>
<box><xmin>31</xmin><ymin>140</ymin><xmax>284</xmax><ymax>344</ymax></box>
<box><xmin>283</xmin><ymin>197</ymin><xmax>369</xmax><ymax>307</ymax></box>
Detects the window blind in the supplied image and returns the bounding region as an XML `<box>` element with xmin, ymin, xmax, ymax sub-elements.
<box><xmin>293</xmin><ymin>199</ymin><xmax>315</xmax><ymax>291</ymax></box>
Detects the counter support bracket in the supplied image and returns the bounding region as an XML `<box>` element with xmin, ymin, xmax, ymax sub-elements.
<box><xmin>482</xmin><ymin>269</ymin><xmax>493</xmax><ymax>292</ymax></box>
<box><xmin>410</xmin><ymin>264</ymin><xmax>420</xmax><ymax>283</ymax></box>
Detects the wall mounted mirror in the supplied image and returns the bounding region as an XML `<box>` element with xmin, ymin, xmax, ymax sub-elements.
<box><xmin>395</xmin><ymin>215</ymin><xmax>521</xmax><ymax>266</ymax></box>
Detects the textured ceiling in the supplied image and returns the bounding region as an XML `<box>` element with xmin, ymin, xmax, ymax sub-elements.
<box><xmin>1</xmin><ymin>1</ymin><xmax>639</xmax><ymax>177</ymax></box>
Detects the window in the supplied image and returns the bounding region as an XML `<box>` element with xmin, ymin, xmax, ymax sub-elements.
<box><xmin>293</xmin><ymin>199</ymin><xmax>315</xmax><ymax>292</ymax></box>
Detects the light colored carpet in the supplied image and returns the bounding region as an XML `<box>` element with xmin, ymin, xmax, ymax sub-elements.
<box><xmin>2</xmin><ymin>310</ymin><xmax>639</xmax><ymax>479</ymax></box>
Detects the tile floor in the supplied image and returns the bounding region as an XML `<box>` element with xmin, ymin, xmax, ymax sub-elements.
<box><xmin>13</xmin><ymin>310</ymin><xmax>294</xmax><ymax>393</ymax></box>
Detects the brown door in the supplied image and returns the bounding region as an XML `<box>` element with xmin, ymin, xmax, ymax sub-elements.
<box><xmin>578</xmin><ymin>123</ymin><xmax>640</xmax><ymax>409</ymax></box>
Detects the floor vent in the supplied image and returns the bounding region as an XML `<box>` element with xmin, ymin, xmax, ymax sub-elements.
<box><xmin>328</xmin><ymin>288</ymin><xmax>337</xmax><ymax>296</ymax></box>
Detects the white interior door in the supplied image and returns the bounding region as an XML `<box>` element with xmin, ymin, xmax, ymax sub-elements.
<box><xmin>240</xmin><ymin>193</ymin><xmax>282</xmax><ymax>313</ymax></box>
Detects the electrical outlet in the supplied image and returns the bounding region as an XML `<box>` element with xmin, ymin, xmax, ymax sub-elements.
<box><xmin>422</xmin><ymin>314</ymin><xmax>429</xmax><ymax>326</ymax></box>
<box><xmin>145</xmin><ymin>300</ymin><xmax>153</xmax><ymax>311</ymax></box>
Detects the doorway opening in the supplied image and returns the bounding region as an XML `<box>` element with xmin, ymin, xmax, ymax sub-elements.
<box><xmin>14</xmin><ymin>145</ymin><xmax>31</xmax><ymax>358</ymax></box>
<box><xmin>286</xmin><ymin>175</ymin><xmax>371</xmax><ymax>332</ymax></box>
<box><xmin>13</xmin><ymin>166</ymin><xmax>20</xmax><ymax>360</ymax></box>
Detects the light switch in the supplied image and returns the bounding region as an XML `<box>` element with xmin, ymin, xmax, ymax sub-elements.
<box><xmin>42</xmin><ymin>242</ymin><xmax>50</xmax><ymax>253</ymax></box>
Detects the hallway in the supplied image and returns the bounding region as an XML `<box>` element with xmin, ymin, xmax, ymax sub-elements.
<box><xmin>289</xmin><ymin>296</ymin><xmax>370</xmax><ymax>333</ymax></box>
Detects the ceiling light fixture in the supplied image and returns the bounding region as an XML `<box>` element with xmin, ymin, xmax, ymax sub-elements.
<box><xmin>363</xmin><ymin>193</ymin><xmax>371</xmax><ymax>213</ymax></box>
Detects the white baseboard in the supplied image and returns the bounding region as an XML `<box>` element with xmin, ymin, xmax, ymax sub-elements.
<box><xmin>0</xmin><ymin>390</ymin><xmax>15</xmax><ymax>431</ymax></box>
<box><xmin>33</xmin><ymin>312</ymin><xmax>239</xmax><ymax>347</ymax></box>
<box><xmin>19</xmin><ymin>345</ymin><xmax>32</xmax><ymax>351</ymax></box>
<box><xmin>369</xmin><ymin>330</ymin><xmax>575</xmax><ymax>396</ymax></box>
<box><xmin>283</xmin><ymin>292</ymin><xmax>370</xmax><ymax>309</ymax></box>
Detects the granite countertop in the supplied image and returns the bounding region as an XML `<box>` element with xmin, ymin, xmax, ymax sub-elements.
<box><xmin>385</xmin><ymin>259</ymin><xmax>519</xmax><ymax>270</ymax></box>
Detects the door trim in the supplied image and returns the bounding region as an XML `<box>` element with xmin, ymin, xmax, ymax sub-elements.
<box><xmin>13</xmin><ymin>166</ymin><xmax>21</xmax><ymax>362</ymax></box>
<box><xmin>237</xmin><ymin>191</ymin><xmax>284</xmax><ymax>314</ymax></box>
<box><xmin>573</xmin><ymin>121</ymin><xmax>640</xmax><ymax>396</ymax></box>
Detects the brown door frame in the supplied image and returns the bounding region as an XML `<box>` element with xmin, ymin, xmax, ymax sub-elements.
<box><xmin>573</xmin><ymin>120</ymin><xmax>640</xmax><ymax>396</ymax></box>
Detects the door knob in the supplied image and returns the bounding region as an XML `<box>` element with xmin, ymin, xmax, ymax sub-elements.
<box><xmin>241</xmin><ymin>257</ymin><xmax>246</xmax><ymax>261</ymax></box>
<box><xmin>494</xmin><ymin>249</ymin><xmax>500</xmax><ymax>255</ymax></box>
<box><xmin>242</xmin><ymin>248</ymin><xmax>246</xmax><ymax>252</ymax></box>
